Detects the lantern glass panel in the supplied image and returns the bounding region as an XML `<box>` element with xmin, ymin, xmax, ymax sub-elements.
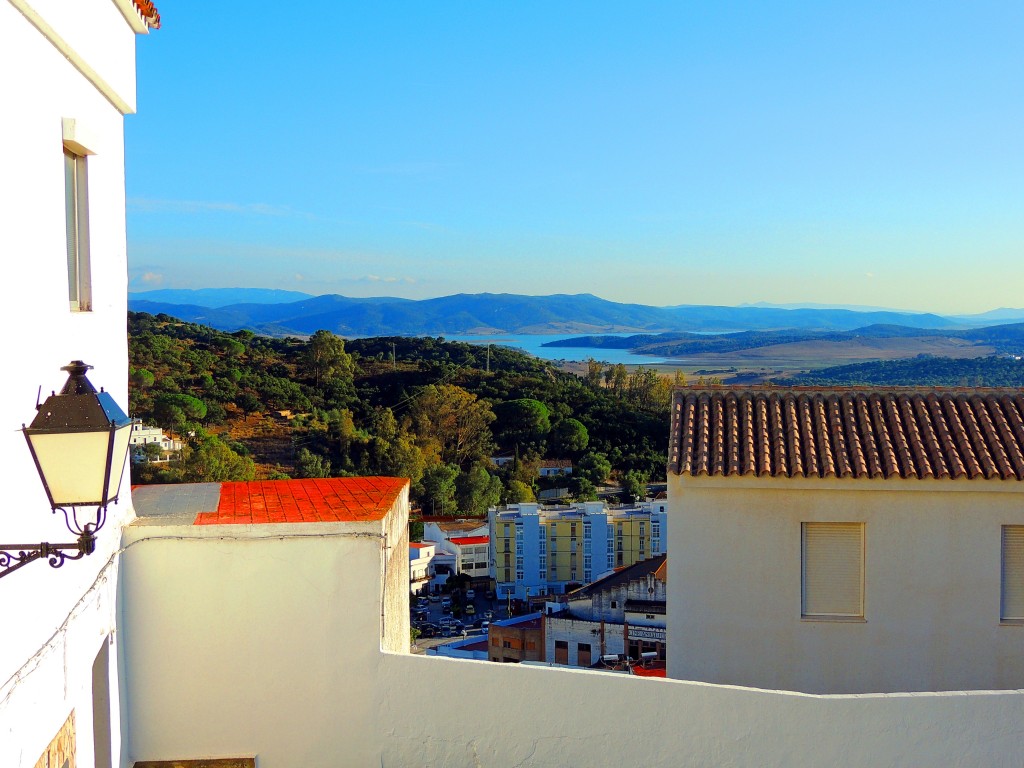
<box><xmin>28</xmin><ymin>430</ymin><xmax>115</xmax><ymax>507</ymax></box>
<box><xmin>105</xmin><ymin>422</ymin><xmax>133</xmax><ymax>501</ymax></box>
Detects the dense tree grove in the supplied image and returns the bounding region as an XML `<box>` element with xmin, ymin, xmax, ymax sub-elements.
<box><xmin>127</xmin><ymin>312</ymin><xmax>672</xmax><ymax>512</ymax></box>
<box><xmin>782</xmin><ymin>355</ymin><xmax>1024</xmax><ymax>387</ymax></box>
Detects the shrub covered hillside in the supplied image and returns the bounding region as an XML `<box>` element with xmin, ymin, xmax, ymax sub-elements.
<box><xmin>128</xmin><ymin>312</ymin><xmax>673</xmax><ymax>513</ymax></box>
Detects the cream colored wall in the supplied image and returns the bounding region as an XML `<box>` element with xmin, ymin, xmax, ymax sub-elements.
<box><xmin>668</xmin><ymin>474</ymin><xmax>1024</xmax><ymax>694</ymax></box>
<box><xmin>120</xmin><ymin>517</ymin><xmax>394</xmax><ymax>767</ymax></box>
<box><xmin>0</xmin><ymin>2</ymin><xmax>138</xmax><ymax>765</ymax></box>
<box><xmin>381</xmin><ymin>486</ymin><xmax>411</xmax><ymax>653</ymax></box>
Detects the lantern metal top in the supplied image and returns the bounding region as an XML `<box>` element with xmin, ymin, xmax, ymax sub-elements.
<box><xmin>25</xmin><ymin>360</ymin><xmax>131</xmax><ymax>434</ymax></box>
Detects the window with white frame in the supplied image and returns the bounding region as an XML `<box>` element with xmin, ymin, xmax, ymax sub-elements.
<box><xmin>1001</xmin><ymin>525</ymin><xmax>1024</xmax><ymax>622</ymax></box>
<box><xmin>539</xmin><ymin>536</ymin><xmax>546</xmax><ymax>554</ymax></box>
<box><xmin>801</xmin><ymin>522</ymin><xmax>864</xmax><ymax>619</ymax></box>
<box><xmin>64</xmin><ymin>147</ymin><xmax>92</xmax><ymax>311</ymax></box>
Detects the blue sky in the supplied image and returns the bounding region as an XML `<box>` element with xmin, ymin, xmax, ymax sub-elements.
<box><xmin>126</xmin><ymin>2</ymin><xmax>1024</xmax><ymax>314</ymax></box>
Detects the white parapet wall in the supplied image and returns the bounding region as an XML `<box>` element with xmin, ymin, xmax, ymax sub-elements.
<box><xmin>120</xmin><ymin>489</ymin><xmax>1024</xmax><ymax>767</ymax></box>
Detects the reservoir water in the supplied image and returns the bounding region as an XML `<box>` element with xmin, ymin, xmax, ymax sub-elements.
<box><xmin>440</xmin><ymin>333</ymin><xmax>667</xmax><ymax>366</ymax></box>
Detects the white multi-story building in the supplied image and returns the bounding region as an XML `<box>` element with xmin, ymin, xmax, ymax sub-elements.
<box><xmin>409</xmin><ymin>541</ymin><xmax>436</xmax><ymax>596</ymax></box>
<box><xmin>422</xmin><ymin>518</ymin><xmax>490</xmax><ymax>586</ymax></box>
<box><xmin>489</xmin><ymin>500</ymin><xmax>668</xmax><ymax>600</ymax></box>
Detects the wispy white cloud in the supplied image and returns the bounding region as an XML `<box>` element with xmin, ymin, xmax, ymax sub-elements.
<box><xmin>128</xmin><ymin>197</ymin><xmax>315</xmax><ymax>219</ymax></box>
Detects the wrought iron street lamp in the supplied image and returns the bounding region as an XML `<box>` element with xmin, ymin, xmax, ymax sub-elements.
<box><xmin>0</xmin><ymin>361</ymin><xmax>132</xmax><ymax>579</ymax></box>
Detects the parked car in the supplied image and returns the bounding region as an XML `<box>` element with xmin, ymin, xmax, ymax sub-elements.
<box><xmin>438</xmin><ymin>616</ymin><xmax>453</xmax><ymax>627</ymax></box>
<box><xmin>465</xmin><ymin>604</ymin><xmax>476</xmax><ymax>616</ymax></box>
<box><xmin>485</xmin><ymin>590</ymin><xmax>496</xmax><ymax>600</ymax></box>
<box><xmin>441</xmin><ymin>626</ymin><xmax>455</xmax><ymax>637</ymax></box>
<box><xmin>466</xmin><ymin>589</ymin><xmax>475</xmax><ymax>600</ymax></box>
<box><xmin>483</xmin><ymin>610</ymin><xmax>494</xmax><ymax>620</ymax></box>
<box><xmin>419</xmin><ymin>626</ymin><xmax>437</xmax><ymax>638</ymax></box>
<box><xmin>480</xmin><ymin>620</ymin><xmax>490</xmax><ymax>631</ymax></box>
<box><xmin>429</xmin><ymin>593</ymin><xmax>440</xmax><ymax>603</ymax></box>
<box><xmin>440</xmin><ymin>596</ymin><xmax>452</xmax><ymax>608</ymax></box>
<box><xmin>451</xmin><ymin>620</ymin><xmax>464</xmax><ymax>632</ymax></box>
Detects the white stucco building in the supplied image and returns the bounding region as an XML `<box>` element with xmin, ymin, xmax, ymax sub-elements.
<box><xmin>668</xmin><ymin>387</ymin><xmax>1024</xmax><ymax>695</ymax></box>
<box><xmin>129</xmin><ymin>420</ymin><xmax>181</xmax><ymax>452</ymax></box>
<box><xmin>409</xmin><ymin>541</ymin><xmax>435</xmax><ymax>595</ymax></box>
<box><xmin>1</xmin><ymin>1</ymin><xmax>158</xmax><ymax>765</ymax></box>
<box><xmin>422</xmin><ymin>518</ymin><xmax>490</xmax><ymax>585</ymax></box>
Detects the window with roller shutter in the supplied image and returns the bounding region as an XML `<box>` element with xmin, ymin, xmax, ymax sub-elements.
<box><xmin>801</xmin><ymin>522</ymin><xmax>864</xmax><ymax>620</ymax></box>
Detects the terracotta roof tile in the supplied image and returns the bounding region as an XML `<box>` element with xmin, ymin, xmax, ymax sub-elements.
<box><xmin>450</xmin><ymin>535</ymin><xmax>489</xmax><ymax>546</ymax></box>
<box><xmin>133</xmin><ymin>0</ymin><xmax>160</xmax><ymax>29</ymax></box>
<box><xmin>669</xmin><ymin>387</ymin><xmax>1024</xmax><ymax>481</ymax></box>
<box><xmin>193</xmin><ymin>477</ymin><xmax>408</xmax><ymax>525</ymax></box>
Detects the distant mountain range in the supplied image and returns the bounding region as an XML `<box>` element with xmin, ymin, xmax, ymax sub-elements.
<box><xmin>127</xmin><ymin>288</ymin><xmax>1024</xmax><ymax>338</ymax></box>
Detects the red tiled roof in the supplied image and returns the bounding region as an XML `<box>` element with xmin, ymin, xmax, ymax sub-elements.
<box><xmin>193</xmin><ymin>477</ymin><xmax>408</xmax><ymax>525</ymax></box>
<box><xmin>450</xmin><ymin>535</ymin><xmax>489</xmax><ymax>546</ymax></box>
<box><xmin>410</xmin><ymin>542</ymin><xmax>432</xmax><ymax>549</ymax></box>
<box><xmin>670</xmin><ymin>387</ymin><xmax>1024</xmax><ymax>481</ymax></box>
<box><xmin>133</xmin><ymin>0</ymin><xmax>160</xmax><ymax>28</ymax></box>
<box><xmin>631</xmin><ymin>662</ymin><xmax>667</xmax><ymax>678</ymax></box>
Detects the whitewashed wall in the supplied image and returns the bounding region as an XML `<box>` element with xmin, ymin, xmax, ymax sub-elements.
<box><xmin>668</xmin><ymin>474</ymin><xmax>1024</xmax><ymax>694</ymax></box>
<box><xmin>123</xmin><ymin>502</ymin><xmax>1024</xmax><ymax>767</ymax></box>
<box><xmin>0</xmin><ymin>1</ymin><xmax>141</xmax><ymax>765</ymax></box>
<box><xmin>545</xmin><ymin>615</ymin><xmax>625</xmax><ymax>665</ymax></box>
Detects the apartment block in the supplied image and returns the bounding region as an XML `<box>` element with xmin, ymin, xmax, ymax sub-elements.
<box><xmin>488</xmin><ymin>500</ymin><xmax>667</xmax><ymax>600</ymax></box>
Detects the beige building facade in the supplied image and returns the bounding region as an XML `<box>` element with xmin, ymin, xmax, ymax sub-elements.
<box><xmin>667</xmin><ymin>387</ymin><xmax>1024</xmax><ymax>694</ymax></box>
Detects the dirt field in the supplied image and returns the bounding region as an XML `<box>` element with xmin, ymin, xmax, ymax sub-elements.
<box><xmin>558</xmin><ymin>336</ymin><xmax>996</xmax><ymax>385</ymax></box>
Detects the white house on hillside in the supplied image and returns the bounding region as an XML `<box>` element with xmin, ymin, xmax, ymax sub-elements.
<box><xmin>668</xmin><ymin>387</ymin><xmax>1024</xmax><ymax>694</ymax></box>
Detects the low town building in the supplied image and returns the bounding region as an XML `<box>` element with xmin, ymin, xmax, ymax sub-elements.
<box><xmin>487</xmin><ymin>614</ymin><xmax>545</xmax><ymax>663</ymax></box>
<box><xmin>489</xmin><ymin>500</ymin><xmax>668</xmax><ymax>599</ymax></box>
<box><xmin>545</xmin><ymin>555</ymin><xmax>667</xmax><ymax>668</ymax></box>
<box><xmin>538</xmin><ymin>459</ymin><xmax>573</xmax><ymax>477</ymax></box>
